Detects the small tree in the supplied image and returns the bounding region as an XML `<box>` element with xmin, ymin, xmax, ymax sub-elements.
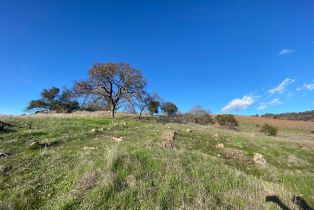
<box><xmin>27</xmin><ymin>87</ymin><xmax>79</xmax><ymax>113</ymax></box>
<box><xmin>134</xmin><ymin>92</ymin><xmax>161</xmax><ymax>117</ymax></box>
<box><xmin>260</xmin><ymin>123</ymin><xmax>278</xmax><ymax>136</ymax></box>
<box><xmin>74</xmin><ymin>63</ymin><xmax>146</xmax><ymax>118</ymax></box>
<box><xmin>215</xmin><ymin>114</ymin><xmax>238</xmax><ymax>126</ymax></box>
<box><xmin>184</xmin><ymin>105</ymin><xmax>214</xmax><ymax>125</ymax></box>
<box><xmin>162</xmin><ymin>102</ymin><xmax>178</xmax><ymax>117</ymax></box>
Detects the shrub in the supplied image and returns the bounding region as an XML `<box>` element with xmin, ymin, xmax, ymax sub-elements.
<box><xmin>311</xmin><ymin>130</ymin><xmax>314</xmax><ymax>134</ymax></box>
<box><xmin>260</xmin><ymin>123</ymin><xmax>278</xmax><ymax>136</ymax></box>
<box><xmin>184</xmin><ymin>105</ymin><xmax>214</xmax><ymax>125</ymax></box>
<box><xmin>162</xmin><ymin>102</ymin><xmax>178</xmax><ymax>117</ymax></box>
<box><xmin>215</xmin><ymin>114</ymin><xmax>238</xmax><ymax>127</ymax></box>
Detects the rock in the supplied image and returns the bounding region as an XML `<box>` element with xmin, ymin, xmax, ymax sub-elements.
<box><xmin>0</xmin><ymin>165</ymin><xmax>12</xmax><ymax>175</ymax></box>
<box><xmin>91</xmin><ymin>129</ymin><xmax>97</xmax><ymax>132</ymax></box>
<box><xmin>186</xmin><ymin>128</ymin><xmax>191</xmax><ymax>133</ymax></box>
<box><xmin>215</xmin><ymin>143</ymin><xmax>224</xmax><ymax>149</ymax></box>
<box><xmin>161</xmin><ymin>130</ymin><xmax>177</xmax><ymax>149</ymax></box>
<box><xmin>29</xmin><ymin>140</ymin><xmax>62</xmax><ymax>150</ymax></box>
<box><xmin>29</xmin><ymin>141</ymin><xmax>41</xmax><ymax>149</ymax></box>
<box><xmin>0</xmin><ymin>152</ymin><xmax>10</xmax><ymax>158</ymax></box>
<box><xmin>161</xmin><ymin>130</ymin><xmax>177</xmax><ymax>141</ymax></box>
<box><xmin>122</xmin><ymin>122</ymin><xmax>127</xmax><ymax>126</ymax></box>
<box><xmin>217</xmin><ymin>154</ymin><xmax>221</xmax><ymax>157</ymax></box>
<box><xmin>82</xmin><ymin>146</ymin><xmax>97</xmax><ymax>150</ymax></box>
<box><xmin>253</xmin><ymin>153</ymin><xmax>267</xmax><ymax>168</ymax></box>
<box><xmin>213</xmin><ymin>134</ymin><xmax>219</xmax><ymax>139</ymax></box>
<box><xmin>112</xmin><ymin>137</ymin><xmax>124</xmax><ymax>142</ymax></box>
<box><xmin>125</xmin><ymin>175</ymin><xmax>136</xmax><ymax>188</ymax></box>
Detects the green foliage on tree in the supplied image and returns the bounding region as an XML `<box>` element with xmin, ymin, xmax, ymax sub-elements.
<box><xmin>162</xmin><ymin>102</ymin><xmax>178</xmax><ymax>117</ymax></box>
<box><xmin>147</xmin><ymin>97</ymin><xmax>160</xmax><ymax>116</ymax></box>
<box><xmin>260</xmin><ymin>123</ymin><xmax>278</xmax><ymax>136</ymax></box>
<box><xmin>27</xmin><ymin>87</ymin><xmax>79</xmax><ymax>113</ymax></box>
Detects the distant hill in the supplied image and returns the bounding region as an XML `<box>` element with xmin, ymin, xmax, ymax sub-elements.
<box><xmin>261</xmin><ymin>110</ymin><xmax>314</xmax><ymax>122</ymax></box>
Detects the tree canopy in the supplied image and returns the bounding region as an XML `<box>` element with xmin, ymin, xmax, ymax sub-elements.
<box><xmin>74</xmin><ymin>63</ymin><xmax>146</xmax><ymax>117</ymax></box>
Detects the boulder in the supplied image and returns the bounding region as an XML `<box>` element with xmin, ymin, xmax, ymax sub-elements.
<box><xmin>161</xmin><ymin>130</ymin><xmax>177</xmax><ymax>149</ymax></box>
<box><xmin>161</xmin><ymin>130</ymin><xmax>177</xmax><ymax>141</ymax></box>
<box><xmin>253</xmin><ymin>153</ymin><xmax>267</xmax><ymax>168</ymax></box>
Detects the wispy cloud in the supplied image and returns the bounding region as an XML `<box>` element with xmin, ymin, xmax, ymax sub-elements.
<box><xmin>268</xmin><ymin>78</ymin><xmax>295</xmax><ymax>95</ymax></box>
<box><xmin>257</xmin><ymin>104</ymin><xmax>267</xmax><ymax>110</ymax></box>
<box><xmin>297</xmin><ymin>83</ymin><xmax>314</xmax><ymax>91</ymax></box>
<box><xmin>222</xmin><ymin>95</ymin><xmax>256</xmax><ymax>113</ymax></box>
<box><xmin>278</xmin><ymin>49</ymin><xmax>295</xmax><ymax>56</ymax></box>
<box><xmin>257</xmin><ymin>98</ymin><xmax>282</xmax><ymax>110</ymax></box>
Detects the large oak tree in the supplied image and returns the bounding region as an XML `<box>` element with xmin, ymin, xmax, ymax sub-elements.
<box><xmin>74</xmin><ymin>63</ymin><xmax>146</xmax><ymax>117</ymax></box>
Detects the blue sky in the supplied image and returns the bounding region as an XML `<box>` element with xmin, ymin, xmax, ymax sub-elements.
<box><xmin>0</xmin><ymin>0</ymin><xmax>313</xmax><ymax>115</ymax></box>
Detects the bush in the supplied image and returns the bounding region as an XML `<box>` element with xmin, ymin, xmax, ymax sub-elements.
<box><xmin>260</xmin><ymin>123</ymin><xmax>278</xmax><ymax>136</ymax></box>
<box><xmin>311</xmin><ymin>130</ymin><xmax>314</xmax><ymax>134</ymax></box>
<box><xmin>215</xmin><ymin>114</ymin><xmax>238</xmax><ymax>127</ymax></box>
<box><xmin>184</xmin><ymin>105</ymin><xmax>214</xmax><ymax>125</ymax></box>
<box><xmin>161</xmin><ymin>102</ymin><xmax>178</xmax><ymax>117</ymax></box>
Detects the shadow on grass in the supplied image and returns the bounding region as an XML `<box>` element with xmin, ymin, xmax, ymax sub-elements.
<box><xmin>266</xmin><ymin>195</ymin><xmax>313</xmax><ymax>210</ymax></box>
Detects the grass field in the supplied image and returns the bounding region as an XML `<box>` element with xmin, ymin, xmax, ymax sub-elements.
<box><xmin>0</xmin><ymin>113</ymin><xmax>313</xmax><ymax>209</ymax></box>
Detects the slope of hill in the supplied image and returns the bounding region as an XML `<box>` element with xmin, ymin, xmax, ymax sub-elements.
<box><xmin>261</xmin><ymin>110</ymin><xmax>314</xmax><ymax>122</ymax></box>
<box><xmin>0</xmin><ymin>113</ymin><xmax>313</xmax><ymax>209</ymax></box>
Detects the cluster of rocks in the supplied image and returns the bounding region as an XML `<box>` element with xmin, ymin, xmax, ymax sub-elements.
<box><xmin>212</xmin><ymin>135</ymin><xmax>268</xmax><ymax>168</ymax></box>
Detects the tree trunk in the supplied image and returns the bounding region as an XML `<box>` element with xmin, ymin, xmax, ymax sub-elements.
<box><xmin>111</xmin><ymin>105</ymin><xmax>115</xmax><ymax>118</ymax></box>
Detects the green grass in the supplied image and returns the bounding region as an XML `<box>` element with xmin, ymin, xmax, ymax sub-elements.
<box><xmin>0</xmin><ymin>115</ymin><xmax>313</xmax><ymax>209</ymax></box>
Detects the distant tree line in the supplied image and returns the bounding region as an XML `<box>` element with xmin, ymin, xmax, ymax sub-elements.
<box><xmin>261</xmin><ymin>110</ymin><xmax>314</xmax><ymax>122</ymax></box>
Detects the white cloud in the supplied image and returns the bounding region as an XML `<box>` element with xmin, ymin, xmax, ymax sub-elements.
<box><xmin>268</xmin><ymin>98</ymin><xmax>282</xmax><ymax>105</ymax></box>
<box><xmin>297</xmin><ymin>83</ymin><xmax>314</xmax><ymax>91</ymax></box>
<box><xmin>268</xmin><ymin>78</ymin><xmax>295</xmax><ymax>95</ymax></box>
<box><xmin>278</xmin><ymin>49</ymin><xmax>295</xmax><ymax>56</ymax></box>
<box><xmin>222</xmin><ymin>95</ymin><xmax>256</xmax><ymax>113</ymax></box>
<box><xmin>257</xmin><ymin>98</ymin><xmax>281</xmax><ymax>110</ymax></box>
<box><xmin>257</xmin><ymin>104</ymin><xmax>267</xmax><ymax>110</ymax></box>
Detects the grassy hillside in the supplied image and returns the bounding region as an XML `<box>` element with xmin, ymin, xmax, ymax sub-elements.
<box><xmin>0</xmin><ymin>113</ymin><xmax>314</xmax><ymax>209</ymax></box>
